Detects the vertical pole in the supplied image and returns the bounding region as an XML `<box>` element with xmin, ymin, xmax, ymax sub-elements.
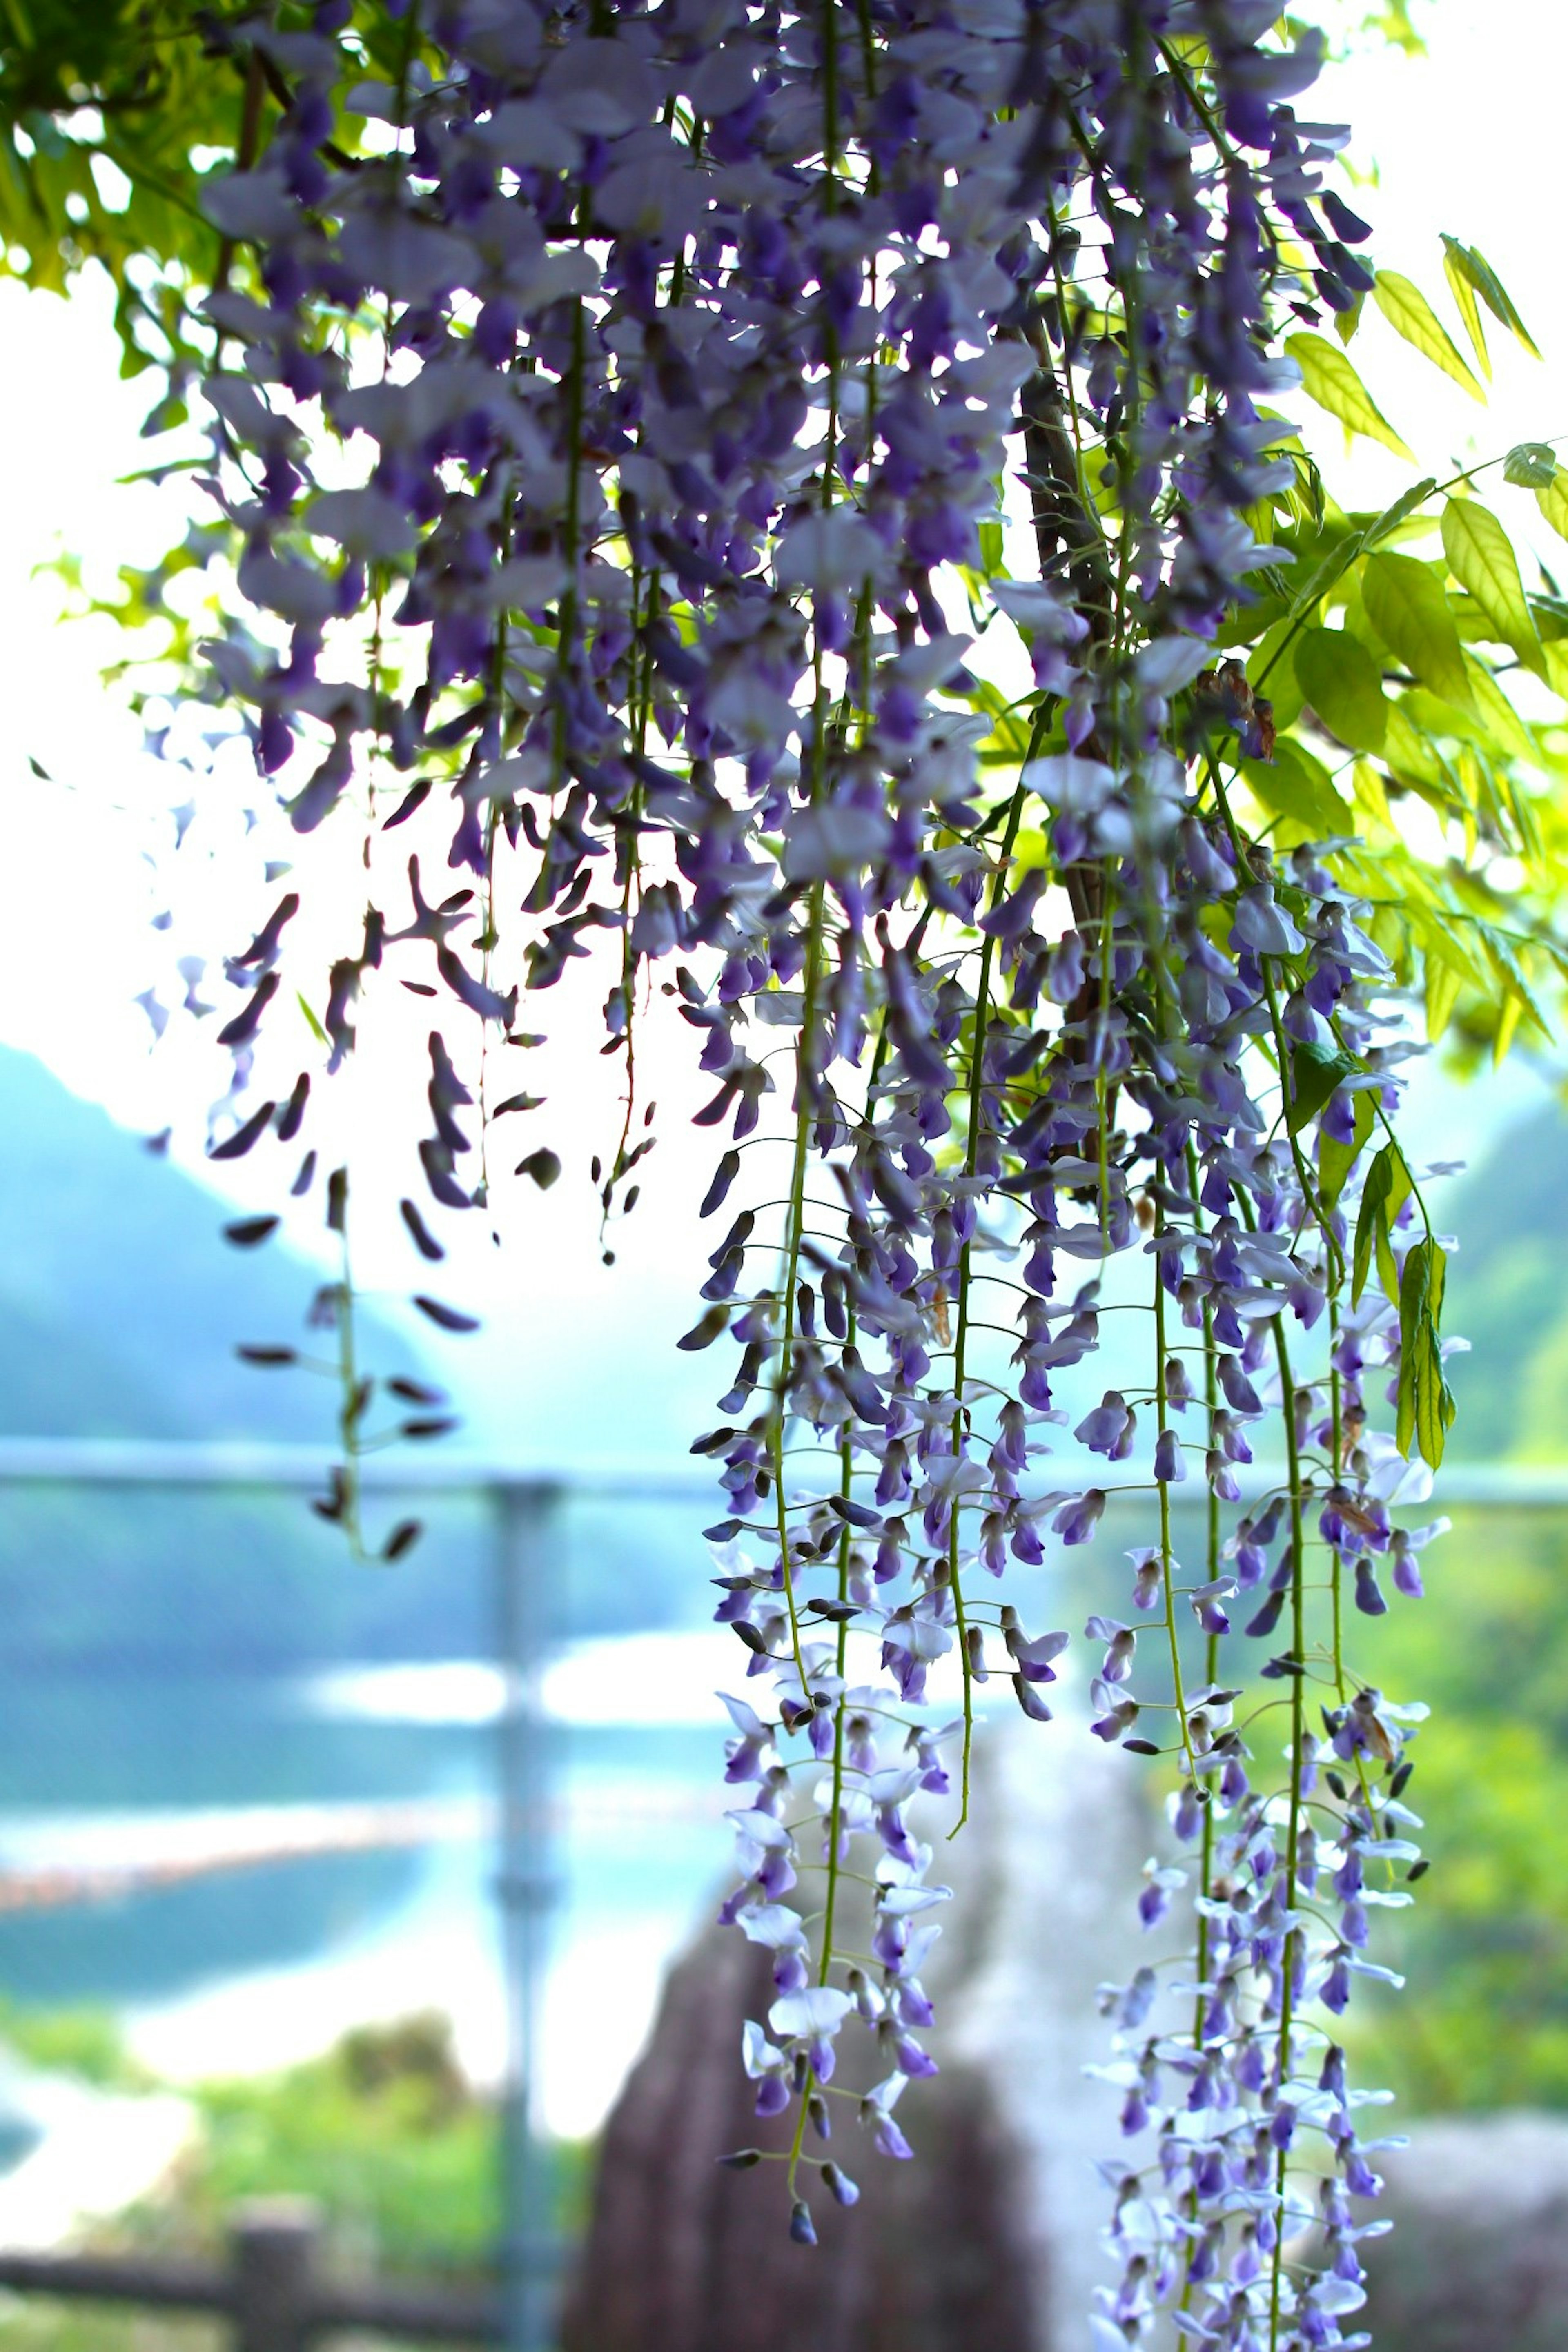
<box><xmin>495</xmin><ymin>1479</ymin><xmax>560</xmax><ymax>2352</ymax></box>
<box><xmin>230</xmin><ymin>2199</ymin><xmax>319</xmax><ymax>2352</ymax></box>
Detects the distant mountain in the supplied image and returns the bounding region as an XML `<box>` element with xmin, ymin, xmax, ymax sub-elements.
<box><xmin>0</xmin><ymin>1047</ymin><xmax>499</xmax><ymax>1669</ymax></box>
<box><xmin>0</xmin><ymin>1043</ymin><xmax>384</xmax><ymax>1442</ymax></box>
<box><xmin>1442</xmin><ymin>1099</ymin><xmax>1568</xmax><ymax>1462</ymax></box>
<box><xmin>0</xmin><ymin>1046</ymin><xmax>706</xmax><ymax>1666</ymax></box>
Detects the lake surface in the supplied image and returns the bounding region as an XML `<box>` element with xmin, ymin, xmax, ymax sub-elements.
<box><xmin>0</xmin><ymin>1480</ymin><xmax>1112</xmax><ymax>2153</ymax></box>
<box><xmin>0</xmin><ymin>1643</ymin><xmax>743</xmax><ymax>2142</ymax></box>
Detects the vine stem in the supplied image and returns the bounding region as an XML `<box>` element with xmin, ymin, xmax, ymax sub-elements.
<box><xmin>1265</xmin><ymin>1308</ymin><xmax>1308</xmax><ymax>2352</ymax></box>
<box><xmin>1207</xmin><ymin>760</ymin><xmax>1344</xmax><ymax>1289</ymax></box>
<box><xmin>784</xmin><ymin>0</ymin><xmax>844</xmax><ymax>2200</ymax></box>
<box><xmin>1178</xmin><ymin>1142</ymin><xmax>1221</xmax><ymax>2316</ymax></box>
<box><xmin>948</xmin><ymin>727</ymin><xmax>1049</xmax><ymax>1832</ymax></box>
<box><xmin>1153</xmin><ymin>1200</ymin><xmax>1200</xmax><ymax>1793</ymax></box>
<box><xmin>771</xmin><ymin>917</ymin><xmax>826</xmax><ymax>1705</ymax></box>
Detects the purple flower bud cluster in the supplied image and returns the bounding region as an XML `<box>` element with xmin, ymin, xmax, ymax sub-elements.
<box><xmin>176</xmin><ymin>1</ymin><xmax>1450</xmax><ymax>2335</ymax></box>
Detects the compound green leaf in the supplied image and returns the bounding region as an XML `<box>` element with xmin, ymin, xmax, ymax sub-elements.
<box><xmin>1372</xmin><ymin>270</ymin><xmax>1484</xmax><ymax>401</ymax></box>
<box><xmin>1286</xmin><ymin>332</ymin><xmax>1414</xmax><ymax>462</ymax></box>
<box><xmin>1363</xmin><ymin>551</ymin><xmax>1474</xmax><ymax>710</ymax></box>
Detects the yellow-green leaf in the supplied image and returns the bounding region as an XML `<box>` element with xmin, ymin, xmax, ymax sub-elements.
<box><xmin>1247</xmin><ymin>621</ymin><xmax>1306</xmax><ymax>732</ymax></box>
<box><xmin>1425</xmin><ymin>944</ymin><xmax>1465</xmax><ymax>1040</ymax></box>
<box><xmin>1440</xmin><ymin>234</ymin><xmax>1541</xmax><ymax>362</ymax></box>
<box><xmin>1396</xmin><ymin>1238</ymin><xmax>1454</xmax><ymax>1471</ymax></box>
<box><xmin>1381</xmin><ymin>702</ymin><xmax>1448</xmax><ymax>790</ymax></box>
<box><xmin>1363</xmin><ymin>551</ymin><xmax>1474</xmax><ymax>710</ymax></box>
<box><xmin>1348</xmin><ymin>760</ymin><xmax>1392</xmax><ymax>842</ymax></box>
<box><xmin>1372</xmin><ymin>270</ymin><xmax>1484</xmax><ymax>401</ymax></box>
<box><xmin>1285</xmin><ymin>332</ymin><xmax>1414</xmax><ymax>462</ymax></box>
<box><xmin>1464</xmin><ymin>654</ymin><xmax>1541</xmax><ymax>768</ymax></box>
<box><xmin>1243</xmin><ymin>740</ymin><xmax>1350</xmax><ymax>837</ymax></box>
<box><xmin>1353</xmin><ymin>1141</ymin><xmax>1412</xmax><ymax>1308</ymax></box>
<box><xmin>1320</xmin><ymin>1088</ymin><xmax>1376</xmax><ymax>1212</ymax></box>
<box><xmin>1537</xmin><ymin>468</ymin><xmax>1568</xmax><ymax>547</ymax></box>
<box><xmin>1294</xmin><ymin>625</ymin><xmax>1388</xmax><ymax>754</ymax></box>
<box><xmin>1440</xmin><ymin>498</ymin><xmax>1544</xmax><ymax>674</ymax></box>
<box><xmin>1441</xmin><ymin>240</ymin><xmax>1490</xmax><ymax>380</ymax></box>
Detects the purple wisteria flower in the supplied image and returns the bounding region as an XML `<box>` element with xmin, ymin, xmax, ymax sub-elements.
<box><xmin>168</xmin><ymin>0</ymin><xmax>1453</xmax><ymax>2333</ymax></box>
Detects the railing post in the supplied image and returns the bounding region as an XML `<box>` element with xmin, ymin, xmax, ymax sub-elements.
<box><xmin>494</xmin><ymin>1480</ymin><xmax>562</xmax><ymax>2352</ymax></box>
<box><xmin>231</xmin><ymin>2199</ymin><xmax>320</xmax><ymax>2352</ymax></box>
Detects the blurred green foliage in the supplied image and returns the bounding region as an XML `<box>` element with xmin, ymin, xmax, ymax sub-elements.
<box><xmin>0</xmin><ymin>1996</ymin><xmax>138</xmax><ymax>2089</ymax></box>
<box><xmin>0</xmin><ymin>0</ymin><xmax>237</xmax><ymax>394</ymax></box>
<box><xmin>0</xmin><ymin>2009</ymin><xmax>590</xmax><ymax>2296</ymax></box>
<box><xmin>1442</xmin><ymin>1102</ymin><xmax>1568</xmax><ymax>1463</ymax></box>
<box><xmin>166</xmin><ymin>2013</ymin><xmax>506</xmax><ymax>2281</ymax></box>
<box><xmin>1350</xmin><ymin>1502</ymin><xmax>1568</xmax><ymax>2111</ymax></box>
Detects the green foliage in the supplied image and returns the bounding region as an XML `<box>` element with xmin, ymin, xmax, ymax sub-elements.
<box><xmin>1352</xmin><ymin>1504</ymin><xmax>1568</xmax><ymax>2110</ymax></box>
<box><xmin>0</xmin><ymin>2016</ymin><xmax>593</xmax><ymax>2352</ymax></box>
<box><xmin>174</xmin><ymin>2015</ymin><xmax>506</xmax><ymax>2280</ymax></box>
<box><xmin>0</xmin><ymin>1996</ymin><xmax>137</xmax><ymax>2087</ymax></box>
<box><xmin>1286</xmin><ymin>330</ymin><xmax>1413</xmax><ymax>459</ymax></box>
<box><xmin>1439</xmin><ymin>497</ymin><xmax>1544</xmax><ymax>676</ymax></box>
<box><xmin>1294</xmin><ymin>626</ymin><xmax>1388</xmax><ymax>754</ymax></box>
<box><xmin>1372</xmin><ymin>272</ymin><xmax>1483</xmax><ymax>402</ymax></box>
<box><xmin>0</xmin><ymin>0</ymin><xmax>234</xmax><ymax>379</ymax></box>
<box><xmin>0</xmin><ymin>2291</ymin><xmax>219</xmax><ymax>2352</ymax></box>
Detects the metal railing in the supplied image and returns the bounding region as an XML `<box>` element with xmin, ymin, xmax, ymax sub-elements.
<box><xmin>0</xmin><ymin>2200</ymin><xmax>500</xmax><ymax>2350</ymax></box>
<box><xmin>0</xmin><ymin>1437</ymin><xmax>1555</xmax><ymax>2349</ymax></box>
<box><xmin>0</xmin><ymin>1439</ymin><xmax>708</xmax><ymax>2352</ymax></box>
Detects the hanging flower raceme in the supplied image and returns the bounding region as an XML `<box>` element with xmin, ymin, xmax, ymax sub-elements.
<box><xmin>172</xmin><ymin>2</ymin><xmax>1458</xmax><ymax>2340</ymax></box>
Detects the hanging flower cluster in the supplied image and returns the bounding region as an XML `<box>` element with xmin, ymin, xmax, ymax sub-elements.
<box><xmin>173</xmin><ymin>1</ymin><xmax>1468</xmax><ymax>2339</ymax></box>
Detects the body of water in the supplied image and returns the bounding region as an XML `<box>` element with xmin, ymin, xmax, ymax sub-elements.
<box><xmin>0</xmin><ymin>1641</ymin><xmax>744</xmax><ymax>2143</ymax></box>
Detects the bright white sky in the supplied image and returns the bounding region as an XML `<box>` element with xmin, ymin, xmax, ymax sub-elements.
<box><xmin>0</xmin><ymin>0</ymin><xmax>1558</xmax><ymax>1450</ymax></box>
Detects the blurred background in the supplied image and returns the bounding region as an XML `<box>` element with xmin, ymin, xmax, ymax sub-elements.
<box><xmin>0</xmin><ymin>4</ymin><xmax>1563</xmax><ymax>2351</ymax></box>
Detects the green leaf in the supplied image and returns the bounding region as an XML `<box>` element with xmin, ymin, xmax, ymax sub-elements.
<box><xmin>1242</xmin><ymin>739</ymin><xmax>1350</xmax><ymax>836</ymax></box>
<box><xmin>1363</xmin><ymin>551</ymin><xmax>1474</xmax><ymax>709</ymax></box>
<box><xmin>1285</xmin><ymin>332</ymin><xmax>1414</xmax><ymax>462</ymax></box>
<box><xmin>1247</xmin><ymin>620</ymin><xmax>1306</xmax><ymax>731</ymax></box>
<box><xmin>1440</xmin><ymin>499</ymin><xmax>1544</xmax><ymax>675</ymax></box>
<box><xmin>1440</xmin><ymin>235</ymin><xmax>1541</xmax><ymax>361</ymax></box>
<box><xmin>297</xmin><ymin>993</ymin><xmax>328</xmax><ymax>1046</ymax></box>
<box><xmin>1537</xmin><ymin>468</ymin><xmax>1568</xmax><ymax>547</ymax></box>
<box><xmin>1294</xmin><ymin>625</ymin><xmax>1388</xmax><ymax>754</ymax></box>
<box><xmin>1441</xmin><ymin>238</ymin><xmax>1490</xmax><ymax>378</ymax></box>
<box><xmin>1371</xmin><ymin>270</ymin><xmax>1484</xmax><ymax>401</ymax></box>
<box><xmin>1504</xmin><ymin>441</ymin><xmax>1558</xmax><ymax>489</ymax></box>
<box><xmin>1361</xmin><ymin>476</ymin><xmax>1441</xmax><ymax>552</ymax></box>
<box><xmin>1353</xmin><ymin>1141</ymin><xmax>1412</xmax><ymax>1307</ymax></box>
<box><xmin>1425</xmin><ymin>942</ymin><xmax>1467</xmax><ymax>1039</ymax></box>
<box><xmin>1464</xmin><ymin>654</ymin><xmax>1541</xmax><ymax>770</ymax></box>
<box><xmin>1396</xmin><ymin>1237</ymin><xmax>1455</xmax><ymax>1470</ymax></box>
<box><xmin>1320</xmin><ymin>1087</ymin><xmax>1376</xmax><ymax>1211</ymax></box>
<box><xmin>1285</xmin><ymin>1038</ymin><xmax>1358</xmax><ymax>1135</ymax></box>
